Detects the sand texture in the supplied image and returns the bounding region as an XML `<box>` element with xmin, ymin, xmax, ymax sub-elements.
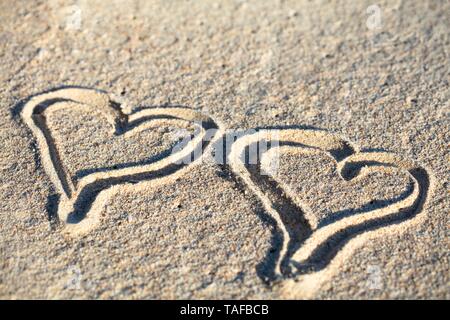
<box><xmin>0</xmin><ymin>0</ymin><xmax>449</xmax><ymax>299</ymax></box>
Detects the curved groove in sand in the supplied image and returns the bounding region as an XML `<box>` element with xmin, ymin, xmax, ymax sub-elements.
<box><xmin>21</xmin><ymin>87</ymin><xmax>221</xmax><ymax>236</ymax></box>
<box><xmin>228</xmin><ymin>129</ymin><xmax>432</xmax><ymax>279</ymax></box>
<box><xmin>21</xmin><ymin>87</ymin><xmax>432</xmax><ymax>290</ymax></box>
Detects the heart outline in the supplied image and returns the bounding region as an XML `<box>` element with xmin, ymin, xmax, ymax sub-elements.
<box><xmin>228</xmin><ymin>128</ymin><xmax>432</xmax><ymax>282</ymax></box>
<box><xmin>20</xmin><ymin>87</ymin><xmax>433</xmax><ymax>293</ymax></box>
<box><xmin>21</xmin><ymin>87</ymin><xmax>221</xmax><ymax>235</ymax></box>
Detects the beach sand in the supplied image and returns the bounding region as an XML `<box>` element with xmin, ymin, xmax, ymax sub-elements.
<box><xmin>0</xmin><ymin>0</ymin><xmax>448</xmax><ymax>299</ymax></box>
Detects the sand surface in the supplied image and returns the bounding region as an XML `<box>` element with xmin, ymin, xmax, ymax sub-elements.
<box><xmin>0</xmin><ymin>0</ymin><xmax>448</xmax><ymax>299</ymax></box>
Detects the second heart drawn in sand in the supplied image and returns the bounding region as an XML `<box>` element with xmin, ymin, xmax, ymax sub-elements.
<box><xmin>21</xmin><ymin>87</ymin><xmax>433</xmax><ymax>295</ymax></box>
<box><xmin>228</xmin><ymin>129</ymin><xmax>432</xmax><ymax>295</ymax></box>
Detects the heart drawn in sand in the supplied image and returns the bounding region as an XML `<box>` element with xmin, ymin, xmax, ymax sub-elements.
<box><xmin>21</xmin><ymin>87</ymin><xmax>432</xmax><ymax>290</ymax></box>
<box><xmin>21</xmin><ymin>87</ymin><xmax>220</xmax><ymax>235</ymax></box>
<box><xmin>228</xmin><ymin>128</ymin><xmax>432</xmax><ymax>281</ymax></box>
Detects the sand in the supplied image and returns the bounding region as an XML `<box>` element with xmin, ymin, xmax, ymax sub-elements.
<box><xmin>0</xmin><ymin>0</ymin><xmax>448</xmax><ymax>299</ymax></box>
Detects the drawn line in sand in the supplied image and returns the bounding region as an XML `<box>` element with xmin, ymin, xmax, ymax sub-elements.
<box><xmin>228</xmin><ymin>129</ymin><xmax>433</xmax><ymax>293</ymax></box>
<box><xmin>21</xmin><ymin>87</ymin><xmax>221</xmax><ymax>235</ymax></box>
<box><xmin>21</xmin><ymin>88</ymin><xmax>432</xmax><ymax>295</ymax></box>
